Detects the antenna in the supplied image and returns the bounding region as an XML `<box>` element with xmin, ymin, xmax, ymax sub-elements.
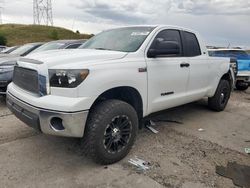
<box><xmin>33</xmin><ymin>0</ymin><xmax>53</xmax><ymax>26</ymax></box>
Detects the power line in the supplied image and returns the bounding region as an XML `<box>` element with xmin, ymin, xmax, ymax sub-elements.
<box><xmin>33</xmin><ymin>0</ymin><xmax>53</xmax><ymax>26</ymax></box>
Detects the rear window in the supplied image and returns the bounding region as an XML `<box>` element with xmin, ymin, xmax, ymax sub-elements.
<box><xmin>183</xmin><ymin>32</ymin><xmax>201</xmax><ymax>57</ymax></box>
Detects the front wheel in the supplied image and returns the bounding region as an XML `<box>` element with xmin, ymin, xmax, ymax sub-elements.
<box><xmin>208</xmin><ymin>79</ymin><xmax>231</xmax><ymax>112</ymax></box>
<box><xmin>81</xmin><ymin>100</ymin><xmax>138</xmax><ymax>165</ymax></box>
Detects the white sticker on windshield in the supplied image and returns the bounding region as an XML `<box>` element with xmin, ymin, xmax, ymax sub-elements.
<box><xmin>131</xmin><ymin>32</ymin><xmax>150</xmax><ymax>36</ymax></box>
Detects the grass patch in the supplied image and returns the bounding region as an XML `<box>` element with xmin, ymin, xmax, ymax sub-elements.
<box><xmin>0</xmin><ymin>24</ymin><xmax>93</xmax><ymax>46</ymax></box>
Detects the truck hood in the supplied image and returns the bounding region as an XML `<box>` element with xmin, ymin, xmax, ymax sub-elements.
<box><xmin>25</xmin><ymin>49</ymin><xmax>128</xmax><ymax>68</ymax></box>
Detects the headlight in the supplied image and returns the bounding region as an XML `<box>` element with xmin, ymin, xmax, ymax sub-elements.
<box><xmin>49</xmin><ymin>69</ymin><xmax>89</xmax><ymax>88</ymax></box>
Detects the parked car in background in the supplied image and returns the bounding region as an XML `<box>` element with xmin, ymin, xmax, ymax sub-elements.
<box><xmin>0</xmin><ymin>40</ymin><xmax>87</xmax><ymax>94</ymax></box>
<box><xmin>0</xmin><ymin>45</ymin><xmax>7</xmax><ymax>52</ymax></box>
<box><xmin>0</xmin><ymin>42</ymin><xmax>43</xmax><ymax>94</ymax></box>
<box><xmin>0</xmin><ymin>46</ymin><xmax>20</xmax><ymax>54</ymax></box>
<box><xmin>7</xmin><ymin>26</ymin><xmax>234</xmax><ymax>164</ymax></box>
<box><xmin>208</xmin><ymin>49</ymin><xmax>250</xmax><ymax>90</ymax></box>
<box><xmin>30</xmin><ymin>39</ymin><xmax>87</xmax><ymax>54</ymax></box>
<box><xmin>0</xmin><ymin>42</ymin><xmax>43</xmax><ymax>58</ymax></box>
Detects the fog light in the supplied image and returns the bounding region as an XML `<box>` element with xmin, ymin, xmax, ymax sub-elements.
<box><xmin>50</xmin><ymin>117</ymin><xmax>65</xmax><ymax>131</ymax></box>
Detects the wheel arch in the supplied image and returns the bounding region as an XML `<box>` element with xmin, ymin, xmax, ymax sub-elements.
<box><xmin>221</xmin><ymin>71</ymin><xmax>234</xmax><ymax>90</ymax></box>
<box><xmin>89</xmin><ymin>86</ymin><xmax>144</xmax><ymax>126</ymax></box>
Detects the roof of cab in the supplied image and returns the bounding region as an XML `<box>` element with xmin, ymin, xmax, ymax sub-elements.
<box><xmin>208</xmin><ymin>48</ymin><xmax>246</xmax><ymax>51</ymax></box>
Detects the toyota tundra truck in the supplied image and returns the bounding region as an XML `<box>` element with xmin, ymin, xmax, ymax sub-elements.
<box><xmin>6</xmin><ymin>26</ymin><xmax>234</xmax><ymax>164</ymax></box>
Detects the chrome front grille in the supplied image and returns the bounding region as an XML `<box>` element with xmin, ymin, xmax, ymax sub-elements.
<box><xmin>13</xmin><ymin>66</ymin><xmax>40</xmax><ymax>94</ymax></box>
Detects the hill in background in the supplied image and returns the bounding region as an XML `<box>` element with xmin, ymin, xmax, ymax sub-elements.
<box><xmin>0</xmin><ymin>24</ymin><xmax>93</xmax><ymax>46</ymax></box>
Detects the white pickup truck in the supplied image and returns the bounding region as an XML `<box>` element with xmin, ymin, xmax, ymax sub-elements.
<box><xmin>7</xmin><ymin>26</ymin><xmax>234</xmax><ymax>164</ymax></box>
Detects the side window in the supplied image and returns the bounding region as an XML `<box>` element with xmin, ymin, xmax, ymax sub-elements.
<box><xmin>150</xmin><ymin>29</ymin><xmax>183</xmax><ymax>57</ymax></box>
<box><xmin>183</xmin><ymin>32</ymin><xmax>201</xmax><ymax>57</ymax></box>
<box><xmin>65</xmin><ymin>44</ymin><xmax>82</xmax><ymax>49</ymax></box>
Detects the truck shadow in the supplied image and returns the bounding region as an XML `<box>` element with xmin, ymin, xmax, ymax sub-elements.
<box><xmin>146</xmin><ymin>98</ymin><xmax>209</xmax><ymax>125</ymax></box>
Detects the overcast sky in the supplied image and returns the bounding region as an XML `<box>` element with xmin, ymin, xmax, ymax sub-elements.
<box><xmin>1</xmin><ymin>0</ymin><xmax>250</xmax><ymax>48</ymax></box>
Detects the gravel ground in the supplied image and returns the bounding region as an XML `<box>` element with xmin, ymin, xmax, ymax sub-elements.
<box><xmin>0</xmin><ymin>89</ymin><xmax>249</xmax><ymax>188</ymax></box>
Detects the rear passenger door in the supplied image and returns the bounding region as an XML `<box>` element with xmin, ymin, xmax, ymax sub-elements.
<box><xmin>181</xmin><ymin>31</ymin><xmax>210</xmax><ymax>98</ymax></box>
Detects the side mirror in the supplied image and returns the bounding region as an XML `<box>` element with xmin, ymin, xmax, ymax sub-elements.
<box><xmin>147</xmin><ymin>40</ymin><xmax>181</xmax><ymax>58</ymax></box>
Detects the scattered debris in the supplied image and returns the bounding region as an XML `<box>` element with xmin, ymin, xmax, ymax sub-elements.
<box><xmin>144</xmin><ymin>118</ymin><xmax>183</xmax><ymax>134</ymax></box>
<box><xmin>198</xmin><ymin>128</ymin><xmax>205</xmax><ymax>132</ymax></box>
<box><xmin>216</xmin><ymin>162</ymin><xmax>250</xmax><ymax>187</ymax></box>
<box><xmin>149</xmin><ymin>120</ymin><xmax>156</xmax><ymax>126</ymax></box>
<box><xmin>146</xmin><ymin>125</ymin><xmax>159</xmax><ymax>134</ymax></box>
<box><xmin>128</xmin><ymin>157</ymin><xmax>151</xmax><ymax>171</ymax></box>
<box><xmin>245</xmin><ymin>148</ymin><xmax>250</xmax><ymax>154</ymax></box>
<box><xmin>144</xmin><ymin>120</ymin><xmax>159</xmax><ymax>134</ymax></box>
<box><xmin>153</xmin><ymin>119</ymin><xmax>183</xmax><ymax>124</ymax></box>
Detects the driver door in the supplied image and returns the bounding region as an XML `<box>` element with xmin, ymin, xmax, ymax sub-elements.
<box><xmin>146</xmin><ymin>29</ymin><xmax>190</xmax><ymax>114</ymax></box>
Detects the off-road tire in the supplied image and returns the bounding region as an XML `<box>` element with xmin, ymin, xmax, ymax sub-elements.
<box><xmin>208</xmin><ymin>79</ymin><xmax>231</xmax><ymax>112</ymax></box>
<box><xmin>81</xmin><ymin>99</ymin><xmax>138</xmax><ymax>165</ymax></box>
<box><xmin>236</xmin><ymin>81</ymin><xmax>249</xmax><ymax>91</ymax></box>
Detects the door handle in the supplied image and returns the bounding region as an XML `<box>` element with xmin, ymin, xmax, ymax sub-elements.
<box><xmin>180</xmin><ymin>63</ymin><xmax>190</xmax><ymax>68</ymax></box>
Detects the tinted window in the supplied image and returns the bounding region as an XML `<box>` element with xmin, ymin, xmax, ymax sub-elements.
<box><xmin>150</xmin><ymin>29</ymin><xmax>182</xmax><ymax>57</ymax></box>
<box><xmin>183</xmin><ymin>32</ymin><xmax>201</xmax><ymax>57</ymax></box>
<box><xmin>65</xmin><ymin>43</ymin><xmax>82</xmax><ymax>49</ymax></box>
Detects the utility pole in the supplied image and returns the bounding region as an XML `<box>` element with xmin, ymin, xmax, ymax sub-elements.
<box><xmin>33</xmin><ymin>0</ymin><xmax>53</xmax><ymax>26</ymax></box>
<box><xmin>0</xmin><ymin>7</ymin><xmax>2</xmax><ymax>24</ymax></box>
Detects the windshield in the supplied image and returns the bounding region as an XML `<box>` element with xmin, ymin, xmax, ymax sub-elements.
<box><xmin>31</xmin><ymin>42</ymin><xmax>65</xmax><ymax>53</ymax></box>
<box><xmin>80</xmin><ymin>27</ymin><xmax>155</xmax><ymax>52</ymax></box>
<box><xmin>210</xmin><ymin>50</ymin><xmax>249</xmax><ymax>60</ymax></box>
<box><xmin>10</xmin><ymin>44</ymin><xmax>35</xmax><ymax>56</ymax></box>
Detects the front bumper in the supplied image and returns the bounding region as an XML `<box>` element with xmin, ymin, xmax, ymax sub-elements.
<box><xmin>237</xmin><ymin>74</ymin><xmax>250</xmax><ymax>83</ymax></box>
<box><xmin>7</xmin><ymin>92</ymin><xmax>89</xmax><ymax>138</ymax></box>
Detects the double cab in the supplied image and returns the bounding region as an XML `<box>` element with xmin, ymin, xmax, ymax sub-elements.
<box><xmin>7</xmin><ymin>26</ymin><xmax>233</xmax><ymax>164</ymax></box>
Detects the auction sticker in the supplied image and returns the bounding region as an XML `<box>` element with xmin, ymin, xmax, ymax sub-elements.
<box><xmin>131</xmin><ymin>32</ymin><xmax>150</xmax><ymax>36</ymax></box>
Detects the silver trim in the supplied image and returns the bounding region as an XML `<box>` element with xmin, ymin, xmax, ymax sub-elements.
<box><xmin>7</xmin><ymin>92</ymin><xmax>88</xmax><ymax>138</ymax></box>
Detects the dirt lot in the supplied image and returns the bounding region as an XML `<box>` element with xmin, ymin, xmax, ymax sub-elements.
<box><xmin>0</xmin><ymin>90</ymin><xmax>249</xmax><ymax>188</ymax></box>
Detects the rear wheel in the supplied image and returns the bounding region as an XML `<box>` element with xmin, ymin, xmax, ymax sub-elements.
<box><xmin>208</xmin><ymin>79</ymin><xmax>231</xmax><ymax>111</ymax></box>
<box><xmin>236</xmin><ymin>81</ymin><xmax>248</xmax><ymax>91</ymax></box>
<box><xmin>81</xmin><ymin>100</ymin><xmax>138</xmax><ymax>165</ymax></box>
